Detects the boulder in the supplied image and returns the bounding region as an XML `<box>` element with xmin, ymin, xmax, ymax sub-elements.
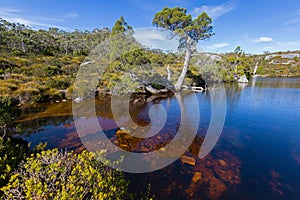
<box><xmin>237</xmin><ymin>75</ymin><xmax>249</xmax><ymax>83</ymax></box>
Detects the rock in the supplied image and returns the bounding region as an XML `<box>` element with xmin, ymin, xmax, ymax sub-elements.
<box><xmin>74</xmin><ymin>97</ymin><xmax>84</xmax><ymax>103</ymax></box>
<box><xmin>140</xmin><ymin>147</ymin><xmax>150</xmax><ymax>152</ymax></box>
<box><xmin>237</xmin><ymin>75</ymin><xmax>249</xmax><ymax>83</ymax></box>
<box><xmin>192</xmin><ymin>172</ymin><xmax>202</xmax><ymax>183</ymax></box>
<box><xmin>133</xmin><ymin>99</ymin><xmax>139</xmax><ymax>104</ymax></box>
<box><xmin>218</xmin><ymin>159</ymin><xmax>227</xmax><ymax>167</ymax></box>
<box><xmin>116</xmin><ymin>129</ymin><xmax>131</xmax><ymax>136</ymax></box>
<box><xmin>132</xmin><ymin>124</ymin><xmax>138</xmax><ymax>130</ymax></box>
<box><xmin>160</xmin><ymin>147</ymin><xmax>167</xmax><ymax>151</ymax></box>
<box><xmin>120</xmin><ymin>144</ymin><xmax>128</xmax><ymax>149</ymax></box>
<box><xmin>180</xmin><ymin>155</ymin><xmax>196</xmax><ymax>166</ymax></box>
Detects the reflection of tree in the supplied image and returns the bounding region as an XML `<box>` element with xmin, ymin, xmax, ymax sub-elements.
<box><xmin>0</xmin><ymin>106</ymin><xmax>20</xmax><ymax>137</ymax></box>
<box><xmin>252</xmin><ymin>77</ymin><xmax>300</xmax><ymax>88</ymax></box>
<box><xmin>225</xmin><ymin>83</ymin><xmax>244</xmax><ymax>114</ymax></box>
<box><xmin>14</xmin><ymin>116</ymin><xmax>72</xmax><ymax>136</ymax></box>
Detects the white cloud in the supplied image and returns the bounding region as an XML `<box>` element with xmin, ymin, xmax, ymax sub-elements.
<box><xmin>65</xmin><ymin>13</ymin><xmax>79</xmax><ymax>18</ymax></box>
<box><xmin>204</xmin><ymin>42</ymin><xmax>230</xmax><ymax>50</ymax></box>
<box><xmin>0</xmin><ymin>7</ymin><xmax>73</xmax><ymax>30</ymax></box>
<box><xmin>192</xmin><ymin>1</ymin><xmax>235</xmax><ymax>19</ymax></box>
<box><xmin>0</xmin><ymin>7</ymin><xmax>21</xmax><ymax>15</ymax></box>
<box><xmin>134</xmin><ymin>28</ymin><xmax>179</xmax><ymax>51</ymax></box>
<box><xmin>283</xmin><ymin>17</ymin><xmax>300</xmax><ymax>25</ymax></box>
<box><xmin>3</xmin><ymin>17</ymin><xmax>70</xmax><ymax>30</ymax></box>
<box><xmin>282</xmin><ymin>9</ymin><xmax>300</xmax><ymax>25</ymax></box>
<box><xmin>261</xmin><ymin>40</ymin><xmax>300</xmax><ymax>52</ymax></box>
<box><xmin>251</xmin><ymin>37</ymin><xmax>274</xmax><ymax>43</ymax></box>
<box><xmin>39</xmin><ymin>17</ymin><xmax>65</xmax><ymax>22</ymax></box>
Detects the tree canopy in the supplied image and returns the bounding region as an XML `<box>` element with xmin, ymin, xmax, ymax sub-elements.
<box><xmin>152</xmin><ymin>7</ymin><xmax>214</xmax><ymax>43</ymax></box>
<box><xmin>153</xmin><ymin>7</ymin><xmax>214</xmax><ymax>90</ymax></box>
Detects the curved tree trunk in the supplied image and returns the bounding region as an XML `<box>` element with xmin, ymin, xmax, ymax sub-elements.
<box><xmin>253</xmin><ymin>61</ymin><xmax>259</xmax><ymax>75</ymax></box>
<box><xmin>174</xmin><ymin>36</ymin><xmax>193</xmax><ymax>91</ymax></box>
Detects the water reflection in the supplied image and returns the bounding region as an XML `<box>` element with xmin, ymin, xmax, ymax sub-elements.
<box><xmin>251</xmin><ymin>77</ymin><xmax>300</xmax><ymax>88</ymax></box>
<box><xmin>9</xmin><ymin>78</ymin><xmax>300</xmax><ymax>199</ymax></box>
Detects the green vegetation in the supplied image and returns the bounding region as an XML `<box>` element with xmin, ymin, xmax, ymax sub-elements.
<box><xmin>1</xmin><ymin>15</ymin><xmax>299</xmax><ymax>104</ymax></box>
<box><xmin>0</xmin><ymin>6</ymin><xmax>299</xmax><ymax>200</ymax></box>
<box><xmin>2</xmin><ymin>149</ymin><xmax>129</xmax><ymax>200</ymax></box>
<box><xmin>0</xmin><ymin>139</ymin><xmax>154</xmax><ymax>199</ymax></box>
<box><xmin>153</xmin><ymin>7</ymin><xmax>214</xmax><ymax>90</ymax></box>
<box><xmin>0</xmin><ymin>137</ymin><xmax>31</xmax><ymax>193</ymax></box>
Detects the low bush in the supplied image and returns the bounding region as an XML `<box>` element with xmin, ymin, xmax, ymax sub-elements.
<box><xmin>2</xmin><ymin>149</ymin><xmax>130</xmax><ymax>200</ymax></box>
<box><xmin>0</xmin><ymin>137</ymin><xmax>31</xmax><ymax>197</ymax></box>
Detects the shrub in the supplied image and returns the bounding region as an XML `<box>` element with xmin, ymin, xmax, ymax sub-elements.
<box><xmin>0</xmin><ymin>96</ymin><xmax>18</xmax><ymax>107</ymax></box>
<box><xmin>1</xmin><ymin>149</ymin><xmax>129</xmax><ymax>200</ymax></box>
<box><xmin>46</xmin><ymin>77</ymin><xmax>71</xmax><ymax>90</ymax></box>
<box><xmin>0</xmin><ymin>137</ymin><xmax>31</xmax><ymax>195</ymax></box>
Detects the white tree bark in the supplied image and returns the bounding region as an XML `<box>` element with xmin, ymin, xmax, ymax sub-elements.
<box><xmin>253</xmin><ymin>62</ymin><xmax>259</xmax><ymax>75</ymax></box>
<box><xmin>167</xmin><ymin>65</ymin><xmax>171</xmax><ymax>81</ymax></box>
<box><xmin>174</xmin><ymin>36</ymin><xmax>193</xmax><ymax>91</ymax></box>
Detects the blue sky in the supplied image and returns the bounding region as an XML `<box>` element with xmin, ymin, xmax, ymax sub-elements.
<box><xmin>0</xmin><ymin>0</ymin><xmax>299</xmax><ymax>54</ymax></box>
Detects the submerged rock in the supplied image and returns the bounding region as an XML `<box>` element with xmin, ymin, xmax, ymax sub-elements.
<box><xmin>218</xmin><ymin>159</ymin><xmax>227</xmax><ymax>167</ymax></box>
<box><xmin>180</xmin><ymin>155</ymin><xmax>196</xmax><ymax>166</ymax></box>
<box><xmin>192</xmin><ymin>172</ymin><xmax>202</xmax><ymax>183</ymax></box>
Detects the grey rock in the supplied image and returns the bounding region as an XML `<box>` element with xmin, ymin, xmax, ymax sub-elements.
<box><xmin>237</xmin><ymin>75</ymin><xmax>249</xmax><ymax>83</ymax></box>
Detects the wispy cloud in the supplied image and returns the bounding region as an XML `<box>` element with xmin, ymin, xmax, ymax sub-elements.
<box><xmin>4</xmin><ymin>17</ymin><xmax>70</xmax><ymax>30</ymax></box>
<box><xmin>0</xmin><ymin>7</ymin><xmax>74</xmax><ymax>30</ymax></box>
<box><xmin>192</xmin><ymin>1</ymin><xmax>235</xmax><ymax>19</ymax></box>
<box><xmin>283</xmin><ymin>18</ymin><xmax>300</xmax><ymax>25</ymax></box>
<box><xmin>0</xmin><ymin>7</ymin><xmax>21</xmax><ymax>15</ymax></box>
<box><xmin>134</xmin><ymin>28</ymin><xmax>178</xmax><ymax>51</ymax></box>
<box><xmin>251</xmin><ymin>37</ymin><xmax>274</xmax><ymax>43</ymax></box>
<box><xmin>204</xmin><ymin>42</ymin><xmax>230</xmax><ymax>50</ymax></box>
<box><xmin>38</xmin><ymin>17</ymin><xmax>65</xmax><ymax>22</ymax></box>
<box><xmin>65</xmin><ymin>13</ymin><xmax>79</xmax><ymax>18</ymax></box>
<box><xmin>262</xmin><ymin>40</ymin><xmax>300</xmax><ymax>52</ymax></box>
<box><xmin>282</xmin><ymin>8</ymin><xmax>300</xmax><ymax>25</ymax></box>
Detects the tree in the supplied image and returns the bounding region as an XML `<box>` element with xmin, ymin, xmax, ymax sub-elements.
<box><xmin>0</xmin><ymin>96</ymin><xmax>19</xmax><ymax>137</ymax></box>
<box><xmin>153</xmin><ymin>7</ymin><xmax>214</xmax><ymax>90</ymax></box>
<box><xmin>233</xmin><ymin>46</ymin><xmax>244</xmax><ymax>74</ymax></box>
<box><xmin>111</xmin><ymin>16</ymin><xmax>133</xmax><ymax>36</ymax></box>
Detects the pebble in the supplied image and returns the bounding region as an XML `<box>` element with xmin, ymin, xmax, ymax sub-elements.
<box><xmin>218</xmin><ymin>159</ymin><xmax>227</xmax><ymax>167</ymax></box>
<box><xmin>192</xmin><ymin>172</ymin><xmax>202</xmax><ymax>183</ymax></box>
<box><xmin>181</xmin><ymin>155</ymin><xmax>196</xmax><ymax>166</ymax></box>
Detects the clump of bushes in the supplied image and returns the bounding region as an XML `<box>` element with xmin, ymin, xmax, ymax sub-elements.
<box><xmin>1</xmin><ymin>149</ymin><xmax>130</xmax><ymax>200</ymax></box>
<box><xmin>0</xmin><ymin>137</ymin><xmax>31</xmax><ymax>191</ymax></box>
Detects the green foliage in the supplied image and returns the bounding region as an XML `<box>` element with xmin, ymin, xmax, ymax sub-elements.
<box><xmin>0</xmin><ymin>95</ymin><xmax>18</xmax><ymax>107</ymax></box>
<box><xmin>0</xmin><ymin>101</ymin><xmax>20</xmax><ymax>137</ymax></box>
<box><xmin>0</xmin><ymin>18</ymin><xmax>110</xmax><ymax>56</ymax></box>
<box><xmin>46</xmin><ymin>76</ymin><xmax>72</xmax><ymax>90</ymax></box>
<box><xmin>152</xmin><ymin>7</ymin><xmax>214</xmax><ymax>42</ymax></box>
<box><xmin>153</xmin><ymin>7</ymin><xmax>214</xmax><ymax>90</ymax></box>
<box><xmin>0</xmin><ymin>137</ymin><xmax>31</xmax><ymax>197</ymax></box>
<box><xmin>41</xmin><ymin>65</ymin><xmax>62</xmax><ymax>77</ymax></box>
<box><xmin>1</xmin><ymin>149</ymin><xmax>129</xmax><ymax>200</ymax></box>
<box><xmin>111</xmin><ymin>16</ymin><xmax>133</xmax><ymax>36</ymax></box>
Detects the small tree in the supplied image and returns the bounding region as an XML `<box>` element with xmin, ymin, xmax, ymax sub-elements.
<box><xmin>233</xmin><ymin>46</ymin><xmax>244</xmax><ymax>73</ymax></box>
<box><xmin>111</xmin><ymin>16</ymin><xmax>133</xmax><ymax>36</ymax></box>
<box><xmin>153</xmin><ymin>7</ymin><xmax>214</xmax><ymax>90</ymax></box>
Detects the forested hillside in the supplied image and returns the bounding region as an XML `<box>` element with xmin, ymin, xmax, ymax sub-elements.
<box><xmin>0</xmin><ymin>17</ymin><xmax>299</xmax><ymax>105</ymax></box>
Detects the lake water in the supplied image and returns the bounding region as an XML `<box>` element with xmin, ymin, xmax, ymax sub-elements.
<box><xmin>12</xmin><ymin>77</ymin><xmax>300</xmax><ymax>199</ymax></box>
